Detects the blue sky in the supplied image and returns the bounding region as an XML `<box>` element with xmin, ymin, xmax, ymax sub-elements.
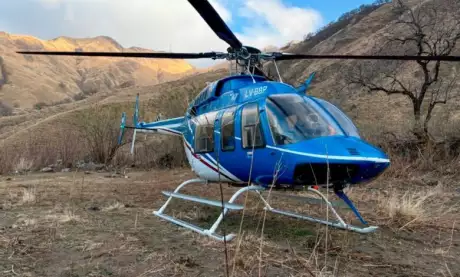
<box><xmin>289</xmin><ymin>0</ymin><xmax>376</xmax><ymax>22</ymax></box>
<box><xmin>0</xmin><ymin>0</ymin><xmax>378</xmax><ymax>67</ymax></box>
<box><xmin>230</xmin><ymin>0</ymin><xmax>376</xmax><ymax>34</ymax></box>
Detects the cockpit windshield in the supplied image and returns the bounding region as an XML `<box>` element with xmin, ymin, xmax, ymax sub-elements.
<box><xmin>312</xmin><ymin>98</ymin><xmax>360</xmax><ymax>138</ymax></box>
<box><xmin>266</xmin><ymin>94</ymin><xmax>344</xmax><ymax>145</ymax></box>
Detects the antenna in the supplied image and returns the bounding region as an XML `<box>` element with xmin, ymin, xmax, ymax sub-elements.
<box><xmin>273</xmin><ymin>60</ymin><xmax>283</xmax><ymax>83</ymax></box>
<box><xmin>246</xmin><ymin>59</ymin><xmax>256</xmax><ymax>83</ymax></box>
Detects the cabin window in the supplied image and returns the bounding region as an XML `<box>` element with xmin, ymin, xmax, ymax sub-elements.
<box><xmin>241</xmin><ymin>102</ymin><xmax>265</xmax><ymax>149</ymax></box>
<box><xmin>194</xmin><ymin>112</ymin><xmax>217</xmax><ymax>153</ymax></box>
<box><xmin>221</xmin><ymin>107</ymin><xmax>236</xmax><ymax>151</ymax></box>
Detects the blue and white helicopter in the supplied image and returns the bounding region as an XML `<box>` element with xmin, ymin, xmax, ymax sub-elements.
<box><xmin>18</xmin><ymin>0</ymin><xmax>460</xmax><ymax>242</ymax></box>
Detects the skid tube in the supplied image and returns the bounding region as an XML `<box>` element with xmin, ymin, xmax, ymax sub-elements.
<box><xmin>153</xmin><ymin>179</ymin><xmax>377</xmax><ymax>242</ymax></box>
<box><xmin>260</xmin><ymin>186</ymin><xmax>378</xmax><ymax>234</ymax></box>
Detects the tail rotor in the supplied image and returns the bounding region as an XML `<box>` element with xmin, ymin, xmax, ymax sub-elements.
<box><xmin>117</xmin><ymin>93</ymin><xmax>140</xmax><ymax>155</ymax></box>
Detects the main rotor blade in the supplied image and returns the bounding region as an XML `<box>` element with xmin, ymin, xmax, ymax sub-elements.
<box><xmin>273</xmin><ymin>53</ymin><xmax>460</xmax><ymax>62</ymax></box>
<box><xmin>188</xmin><ymin>0</ymin><xmax>242</xmax><ymax>49</ymax></box>
<box><xmin>16</xmin><ymin>50</ymin><xmax>220</xmax><ymax>59</ymax></box>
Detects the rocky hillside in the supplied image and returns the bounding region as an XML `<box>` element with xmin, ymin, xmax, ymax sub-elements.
<box><xmin>267</xmin><ymin>0</ymin><xmax>460</xmax><ymax>140</ymax></box>
<box><xmin>0</xmin><ymin>32</ymin><xmax>196</xmax><ymax>109</ymax></box>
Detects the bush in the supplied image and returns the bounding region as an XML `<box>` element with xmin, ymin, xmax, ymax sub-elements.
<box><xmin>73</xmin><ymin>103</ymin><xmax>129</xmax><ymax>164</ymax></box>
<box><xmin>73</xmin><ymin>93</ymin><xmax>86</xmax><ymax>101</ymax></box>
<box><xmin>34</xmin><ymin>102</ymin><xmax>47</xmax><ymax>110</ymax></box>
<box><xmin>0</xmin><ymin>101</ymin><xmax>13</xmax><ymax>116</ymax></box>
<box><xmin>0</xmin><ymin>56</ymin><xmax>9</xmax><ymax>89</ymax></box>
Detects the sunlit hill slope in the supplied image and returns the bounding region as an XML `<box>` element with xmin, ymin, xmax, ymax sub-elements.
<box><xmin>0</xmin><ymin>32</ymin><xmax>196</xmax><ymax>109</ymax></box>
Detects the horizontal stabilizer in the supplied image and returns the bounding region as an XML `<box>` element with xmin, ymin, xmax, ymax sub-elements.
<box><xmin>135</xmin><ymin>116</ymin><xmax>186</xmax><ymax>136</ymax></box>
<box><xmin>162</xmin><ymin>191</ymin><xmax>244</xmax><ymax>210</ymax></box>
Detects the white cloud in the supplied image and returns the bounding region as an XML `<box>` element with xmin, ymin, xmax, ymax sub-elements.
<box><xmin>39</xmin><ymin>0</ymin><xmax>63</xmax><ymax>9</ymax></box>
<box><xmin>235</xmin><ymin>0</ymin><xmax>323</xmax><ymax>50</ymax></box>
<box><xmin>3</xmin><ymin>0</ymin><xmax>323</xmax><ymax>67</ymax></box>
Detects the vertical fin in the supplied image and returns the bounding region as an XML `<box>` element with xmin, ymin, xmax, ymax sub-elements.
<box><xmin>304</xmin><ymin>71</ymin><xmax>316</xmax><ymax>90</ymax></box>
<box><xmin>295</xmin><ymin>72</ymin><xmax>316</xmax><ymax>94</ymax></box>
<box><xmin>118</xmin><ymin>112</ymin><xmax>126</xmax><ymax>145</ymax></box>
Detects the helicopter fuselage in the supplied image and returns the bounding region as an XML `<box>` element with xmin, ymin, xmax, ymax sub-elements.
<box><xmin>178</xmin><ymin>74</ymin><xmax>390</xmax><ymax>188</ymax></box>
<box><xmin>138</xmin><ymin>73</ymin><xmax>390</xmax><ymax>189</ymax></box>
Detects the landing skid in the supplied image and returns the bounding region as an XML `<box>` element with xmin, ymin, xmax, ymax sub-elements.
<box><xmin>261</xmin><ymin>187</ymin><xmax>378</xmax><ymax>234</ymax></box>
<box><xmin>152</xmin><ymin>179</ymin><xmax>378</xmax><ymax>241</ymax></box>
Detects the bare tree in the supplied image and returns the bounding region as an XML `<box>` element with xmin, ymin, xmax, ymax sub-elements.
<box><xmin>348</xmin><ymin>0</ymin><xmax>460</xmax><ymax>142</ymax></box>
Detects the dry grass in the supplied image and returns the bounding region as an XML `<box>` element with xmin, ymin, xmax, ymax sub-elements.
<box><xmin>102</xmin><ymin>201</ymin><xmax>125</xmax><ymax>212</ymax></box>
<box><xmin>380</xmin><ymin>186</ymin><xmax>438</xmax><ymax>226</ymax></box>
<box><xmin>14</xmin><ymin>157</ymin><xmax>34</xmax><ymax>174</ymax></box>
<box><xmin>19</xmin><ymin>186</ymin><xmax>37</xmax><ymax>205</ymax></box>
<box><xmin>375</xmin><ymin>181</ymin><xmax>458</xmax><ymax>229</ymax></box>
<box><xmin>0</xmin><ymin>170</ymin><xmax>458</xmax><ymax>277</ymax></box>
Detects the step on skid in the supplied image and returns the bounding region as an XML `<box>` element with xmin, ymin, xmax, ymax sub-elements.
<box><xmin>152</xmin><ymin>178</ymin><xmax>378</xmax><ymax>241</ymax></box>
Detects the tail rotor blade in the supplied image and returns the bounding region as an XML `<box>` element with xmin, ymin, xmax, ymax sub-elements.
<box><xmin>130</xmin><ymin>94</ymin><xmax>140</xmax><ymax>155</ymax></box>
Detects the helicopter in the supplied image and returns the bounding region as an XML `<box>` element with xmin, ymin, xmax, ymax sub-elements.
<box><xmin>17</xmin><ymin>0</ymin><xmax>460</xmax><ymax>242</ymax></box>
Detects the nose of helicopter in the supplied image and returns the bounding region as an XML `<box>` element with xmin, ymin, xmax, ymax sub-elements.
<box><xmin>285</xmin><ymin>136</ymin><xmax>390</xmax><ymax>186</ymax></box>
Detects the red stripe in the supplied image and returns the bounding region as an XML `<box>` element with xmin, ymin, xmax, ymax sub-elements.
<box><xmin>184</xmin><ymin>142</ymin><xmax>236</xmax><ymax>182</ymax></box>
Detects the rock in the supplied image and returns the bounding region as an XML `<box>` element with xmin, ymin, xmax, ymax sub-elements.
<box><xmin>41</xmin><ymin>167</ymin><xmax>54</xmax><ymax>173</ymax></box>
<box><xmin>94</xmin><ymin>164</ymin><xmax>106</xmax><ymax>171</ymax></box>
<box><xmin>76</xmin><ymin>161</ymin><xmax>106</xmax><ymax>171</ymax></box>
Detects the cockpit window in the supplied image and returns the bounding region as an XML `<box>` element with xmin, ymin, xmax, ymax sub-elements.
<box><xmin>313</xmin><ymin>98</ymin><xmax>360</xmax><ymax>138</ymax></box>
<box><xmin>266</xmin><ymin>94</ymin><xmax>344</xmax><ymax>145</ymax></box>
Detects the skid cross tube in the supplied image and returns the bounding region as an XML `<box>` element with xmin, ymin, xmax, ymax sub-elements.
<box><xmin>153</xmin><ymin>179</ymin><xmax>266</xmax><ymax>242</ymax></box>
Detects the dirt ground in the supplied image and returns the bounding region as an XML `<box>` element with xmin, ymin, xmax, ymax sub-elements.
<box><xmin>1</xmin><ymin>168</ymin><xmax>459</xmax><ymax>277</ymax></box>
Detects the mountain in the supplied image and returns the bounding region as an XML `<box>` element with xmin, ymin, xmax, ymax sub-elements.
<box><xmin>267</xmin><ymin>0</ymin><xmax>460</xmax><ymax>139</ymax></box>
<box><xmin>0</xmin><ymin>32</ymin><xmax>196</xmax><ymax>109</ymax></box>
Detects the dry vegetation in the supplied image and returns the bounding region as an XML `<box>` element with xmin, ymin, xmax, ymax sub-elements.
<box><xmin>0</xmin><ymin>167</ymin><xmax>458</xmax><ymax>277</ymax></box>
<box><xmin>0</xmin><ymin>69</ymin><xmax>227</xmax><ymax>174</ymax></box>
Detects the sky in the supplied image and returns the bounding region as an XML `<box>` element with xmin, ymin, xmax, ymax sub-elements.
<box><xmin>0</xmin><ymin>0</ymin><xmax>376</xmax><ymax>68</ymax></box>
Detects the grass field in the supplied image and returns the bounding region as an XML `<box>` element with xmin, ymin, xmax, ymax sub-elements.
<box><xmin>1</xmin><ymin>168</ymin><xmax>459</xmax><ymax>277</ymax></box>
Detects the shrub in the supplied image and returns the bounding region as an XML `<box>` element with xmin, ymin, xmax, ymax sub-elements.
<box><xmin>0</xmin><ymin>101</ymin><xmax>13</xmax><ymax>116</ymax></box>
<box><xmin>73</xmin><ymin>103</ymin><xmax>129</xmax><ymax>164</ymax></box>
<box><xmin>34</xmin><ymin>102</ymin><xmax>47</xmax><ymax>110</ymax></box>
